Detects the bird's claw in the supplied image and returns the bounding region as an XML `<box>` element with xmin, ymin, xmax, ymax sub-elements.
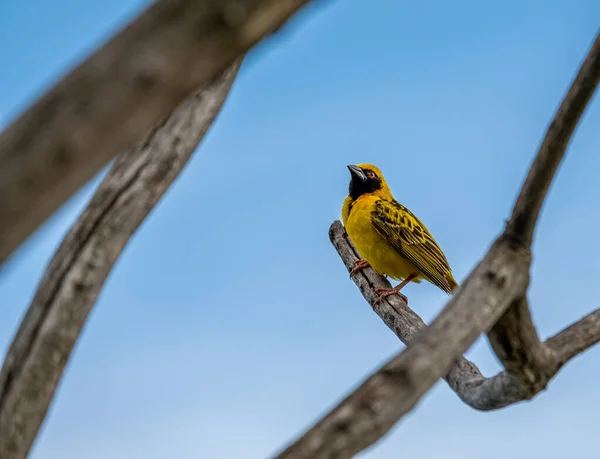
<box><xmin>349</xmin><ymin>259</ymin><xmax>371</xmax><ymax>277</ymax></box>
<box><xmin>372</xmin><ymin>287</ymin><xmax>408</xmax><ymax>307</ymax></box>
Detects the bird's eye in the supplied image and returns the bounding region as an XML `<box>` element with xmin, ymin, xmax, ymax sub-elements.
<box><xmin>367</xmin><ymin>171</ymin><xmax>376</xmax><ymax>179</ymax></box>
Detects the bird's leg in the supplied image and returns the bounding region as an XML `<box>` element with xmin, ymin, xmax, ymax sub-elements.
<box><xmin>373</xmin><ymin>273</ymin><xmax>417</xmax><ymax>307</ymax></box>
<box><xmin>349</xmin><ymin>259</ymin><xmax>371</xmax><ymax>277</ymax></box>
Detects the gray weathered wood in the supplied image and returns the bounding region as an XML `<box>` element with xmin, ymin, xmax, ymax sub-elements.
<box><xmin>486</xmin><ymin>31</ymin><xmax>600</xmax><ymax>397</ymax></box>
<box><xmin>504</xmin><ymin>32</ymin><xmax>600</xmax><ymax>247</ymax></box>
<box><xmin>0</xmin><ymin>61</ymin><xmax>241</xmax><ymax>459</ymax></box>
<box><xmin>0</xmin><ymin>0</ymin><xmax>319</xmax><ymax>268</ymax></box>
<box><xmin>487</xmin><ymin>297</ymin><xmax>557</xmax><ymax>399</ymax></box>
<box><xmin>273</xmin><ymin>31</ymin><xmax>600</xmax><ymax>459</ymax></box>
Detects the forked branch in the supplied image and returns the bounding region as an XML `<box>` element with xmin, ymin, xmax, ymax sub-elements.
<box><xmin>329</xmin><ymin>220</ymin><xmax>600</xmax><ymax>409</ymax></box>
<box><xmin>274</xmin><ymin>32</ymin><xmax>600</xmax><ymax>459</ymax></box>
<box><xmin>487</xmin><ymin>31</ymin><xmax>600</xmax><ymax>397</ymax></box>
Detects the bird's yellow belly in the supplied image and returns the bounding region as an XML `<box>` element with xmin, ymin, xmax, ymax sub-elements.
<box><xmin>345</xmin><ymin>206</ymin><xmax>421</xmax><ymax>282</ymax></box>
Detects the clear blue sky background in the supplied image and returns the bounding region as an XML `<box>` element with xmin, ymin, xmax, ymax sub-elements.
<box><xmin>1</xmin><ymin>1</ymin><xmax>600</xmax><ymax>458</ymax></box>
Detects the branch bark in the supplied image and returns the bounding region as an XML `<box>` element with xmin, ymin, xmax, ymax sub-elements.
<box><xmin>273</xmin><ymin>32</ymin><xmax>600</xmax><ymax>459</ymax></box>
<box><xmin>0</xmin><ymin>0</ymin><xmax>319</xmax><ymax>268</ymax></box>
<box><xmin>486</xmin><ymin>31</ymin><xmax>600</xmax><ymax>398</ymax></box>
<box><xmin>0</xmin><ymin>61</ymin><xmax>242</xmax><ymax>459</ymax></box>
<box><xmin>487</xmin><ymin>297</ymin><xmax>557</xmax><ymax>398</ymax></box>
<box><xmin>505</xmin><ymin>32</ymin><xmax>600</xmax><ymax>246</ymax></box>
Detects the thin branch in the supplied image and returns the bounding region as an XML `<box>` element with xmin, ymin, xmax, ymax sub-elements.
<box><xmin>0</xmin><ymin>61</ymin><xmax>242</xmax><ymax>459</ymax></box>
<box><xmin>328</xmin><ymin>220</ymin><xmax>600</xmax><ymax>410</ymax></box>
<box><xmin>273</xmin><ymin>33</ymin><xmax>600</xmax><ymax>459</ymax></box>
<box><xmin>505</xmin><ymin>31</ymin><xmax>600</xmax><ymax>246</ymax></box>
<box><xmin>0</xmin><ymin>0</ymin><xmax>320</xmax><ymax>268</ymax></box>
<box><xmin>548</xmin><ymin>310</ymin><xmax>600</xmax><ymax>364</ymax></box>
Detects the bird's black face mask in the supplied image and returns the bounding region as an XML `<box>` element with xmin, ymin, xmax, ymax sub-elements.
<box><xmin>347</xmin><ymin>165</ymin><xmax>382</xmax><ymax>200</ymax></box>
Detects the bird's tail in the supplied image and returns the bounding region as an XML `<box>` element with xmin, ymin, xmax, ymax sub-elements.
<box><xmin>446</xmin><ymin>273</ymin><xmax>459</xmax><ymax>294</ymax></box>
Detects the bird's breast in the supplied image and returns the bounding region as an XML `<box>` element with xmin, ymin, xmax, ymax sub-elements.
<box><xmin>344</xmin><ymin>196</ymin><xmax>417</xmax><ymax>281</ymax></box>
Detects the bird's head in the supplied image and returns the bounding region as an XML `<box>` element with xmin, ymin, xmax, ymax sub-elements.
<box><xmin>346</xmin><ymin>163</ymin><xmax>392</xmax><ymax>200</ymax></box>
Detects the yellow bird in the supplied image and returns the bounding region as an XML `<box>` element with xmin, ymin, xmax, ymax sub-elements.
<box><xmin>342</xmin><ymin>163</ymin><xmax>458</xmax><ymax>305</ymax></box>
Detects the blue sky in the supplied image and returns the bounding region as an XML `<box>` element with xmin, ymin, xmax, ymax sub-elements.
<box><xmin>1</xmin><ymin>0</ymin><xmax>600</xmax><ymax>458</ymax></box>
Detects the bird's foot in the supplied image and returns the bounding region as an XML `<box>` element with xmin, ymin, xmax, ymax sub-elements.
<box><xmin>372</xmin><ymin>273</ymin><xmax>416</xmax><ymax>307</ymax></box>
<box><xmin>373</xmin><ymin>286</ymin><xmax>408</xmax><ymax>307</ymax></box>
<box><xmin>349</xmin><ymin>259</ymin><xmax>371</xmax><ymax>277</ymax></box>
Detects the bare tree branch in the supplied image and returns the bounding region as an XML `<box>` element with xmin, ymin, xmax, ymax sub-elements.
<box><xmin>505</xmin><ymin>32</ymin><xmax>600</xmax><ymax>246</ymax></box>
<box><xmin>486</xmin><ymin>31</ymin><xmax>600</xmax><ymax>398</ymax></box>
<box><xmin>0</xmin><ymin>61</ymin><xmax>242</xmax><ymax>459</ymax></box>
<box><xmin>274</xmin><ymin>32</ymin><xmax>600</xmax><ymax>459</ymax></box>
<box><xmin>487</xmin><ymin>297</ymin><xmax>557</xmax><ymax>398</ymax></box>
<box><xmin>0</xmin><ymin>0</ymin><xmax>320</xmax><ymax>268</ymax></box>
<box><xmin>328</xmin><ymin>220</ymin><xmax>600</xmax><ymax>409</ymax></box>
<box><xmin>548</xmin><ymin>310</ymin><xmax>600</xmax><ymax>364</ymax></box>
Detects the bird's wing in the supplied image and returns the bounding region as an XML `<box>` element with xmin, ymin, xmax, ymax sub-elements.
<box><xmin>371</xmin><ymin>199</ymin><xmax>453</xmax><ymax>293</ymax></box>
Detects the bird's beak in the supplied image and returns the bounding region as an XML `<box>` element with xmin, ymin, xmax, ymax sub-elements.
<box><xmin>347</xmin><ymin>164</ymin><xmax>367</xmax><ymax>182</ymax></box>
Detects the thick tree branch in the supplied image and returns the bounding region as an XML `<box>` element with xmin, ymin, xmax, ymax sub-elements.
<box><xmin>486</xmin><ymin>31</ymin><xmax>600</xmax><ymax>397</ymax></box>
<box><xmin>328</xmin><ymin>220</ymin><xmax>600</xmax><ymax>410</ymax></box>
<box><xmin>274</xmin><ymin>33</ymin><xmax>600</xmax><ymax>459</ymax></box>
<box><xmin>0</xmin><ymin>0</ymin><xmax>320</xmax><ymax>268</ymax></box>
<box><xmin>0</xmin><ymin>61</ymin><xmax>241</xmax><ymax>459</ymax></box>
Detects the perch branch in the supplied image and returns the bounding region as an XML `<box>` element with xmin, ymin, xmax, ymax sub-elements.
<box><xmin>0</xmin><ymin>0</ymin><xmax>320</xmax><ymax>268</ymax></box>
<box><xmin>0</xmin><ymin>61</ymin><xmax>242</xmax><ymax>459</ymax></box>
<box><xmin>273</xmin><ymin>32</ymin><xmax>600</xmax><ymax>459</ymax></box>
